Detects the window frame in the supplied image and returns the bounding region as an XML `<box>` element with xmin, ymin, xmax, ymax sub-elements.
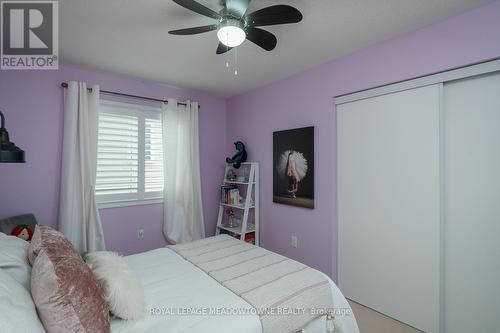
<box><xmin>96</xmin><ymin>100</ymin><xmax>164</xmax><ymax>209</ymax></box>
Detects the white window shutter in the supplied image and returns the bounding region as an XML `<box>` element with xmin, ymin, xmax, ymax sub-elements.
<box><xmin>96</xmin><ymin>113</ymin><xmax>139</xmax><ymax>198</ymax></box>
<box><xmin>95</xmin><ymin>102</ymin><xmax>164</xmax><ymax>205</ymax></box>
<box><xmin>145</xmin><ymin>117</ymin><xmax>164</xmax><ymax>195</ymax></box>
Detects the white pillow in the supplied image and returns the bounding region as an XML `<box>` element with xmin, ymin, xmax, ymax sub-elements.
<box><xmin>0</xmin><ymin>268</ymin><xmax>45</xmax><ymax>332</ymax></box>
<box><xmin>0</xmin><ymin>232</ymin><xmax>31</xmax><ymax>290</ymax></box>
<box><xmin>85</xmin><ymin>251</ymin><xmax>145</xmax><ymax>320</ymax></box>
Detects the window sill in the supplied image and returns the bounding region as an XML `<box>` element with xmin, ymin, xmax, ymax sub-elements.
<box><xmin>97</xmin><ymin>198</ymin><xmax>163</xmax><ymax>209</ymax></box>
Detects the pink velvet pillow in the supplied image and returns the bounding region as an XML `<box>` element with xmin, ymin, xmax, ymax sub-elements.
<box><xmin>29</xmin><ymin>225</ymin><xmax>110</xmax><ymax>333</ymax></box>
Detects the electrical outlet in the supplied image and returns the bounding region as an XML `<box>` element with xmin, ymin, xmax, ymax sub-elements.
<box><xmin>291</xmin><ymin>235</ymin><xmax>298</xmax><ymax>248</ymax></box>
<box><xmin>137</xmin><ymin>228</ymin><xmax>144</xmax><ymax>240</ymax></box>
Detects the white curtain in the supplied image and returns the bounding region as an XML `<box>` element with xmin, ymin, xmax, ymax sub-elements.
<box><xmin>59</xmin><ymin>81</ymin><xmax>106</xmax><ymax>253</ymax></box>
<box><xmin>162</xmin><ymin>99</ymin><xmax>205</xmax><ymax>244</ymax></box>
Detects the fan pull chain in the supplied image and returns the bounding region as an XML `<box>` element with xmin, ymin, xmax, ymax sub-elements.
<box><xmin>234</xmin><ymin>47</ymin><xmax>238</xmax><ymax>76</ymax></box>
<box><xmin>226</xmin><ymin>31</ymin><xmax>230</xmax><ymax>68</ymax></box>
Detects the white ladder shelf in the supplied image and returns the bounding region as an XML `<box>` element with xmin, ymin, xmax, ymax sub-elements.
<box><xmin>215</xmin><ymin>162</ymin><xmax>259</xmax><ymax>246</ymax></box>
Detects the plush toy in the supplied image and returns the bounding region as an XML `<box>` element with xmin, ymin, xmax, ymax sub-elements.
<box><xmin>226</xmin><ymin>141</ymin><xmax>247</xmax><ymax>169</ymax></box>
<box><xmin>11</xmin><ymin>224</ymin><xmax>33</xmax><ymax>242</ymax></box>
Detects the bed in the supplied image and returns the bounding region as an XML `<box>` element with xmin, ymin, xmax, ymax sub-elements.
<box><xmin>0</xmin><ymin>228</ymin><xmax>359</xmax><ymax>333</ymax></box>
<box><xmin>111</xmin><ymin>244</ymin><xmax>359</xmax><ymax>333</ymax></box>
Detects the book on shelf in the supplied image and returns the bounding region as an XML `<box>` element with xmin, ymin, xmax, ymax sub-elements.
<box><xmin>220</xmin><ymin>185</ymin><xmax>240</xmax><ymax>205</ymax></box>
<box><xmin>243</xmin><ymin>232</ymin><xmax>255</xmax><ymax>244</ymax></box>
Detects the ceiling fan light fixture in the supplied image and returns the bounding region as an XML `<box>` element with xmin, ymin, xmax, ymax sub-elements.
<box><xmin>217</xmin><ymin>19</ymin><xmax>245</xmax><ymax>48</ymax></box>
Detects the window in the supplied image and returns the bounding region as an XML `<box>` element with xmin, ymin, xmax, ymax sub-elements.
<box><xmin>96</xmin><ymin>101</ymin><xmax>163</xmax><ymax>206</ymax></box>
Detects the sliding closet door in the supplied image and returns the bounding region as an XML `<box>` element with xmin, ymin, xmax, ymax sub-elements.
<box><xmin>443</xmin><ymin>72</ymin><xmax>500</xmax><ymax>333</ymax></box>
<box><xmin>337</xmin><ymin>85</ymin><xmax>441</xmax><ymax>332</ymax></box>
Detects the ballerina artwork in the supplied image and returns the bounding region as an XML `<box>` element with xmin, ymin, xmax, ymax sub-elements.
<box><xmin>277</xmin><ymin>150</ymin><xmax>308</xmax><ymax>198</ymax></box>
<box><xmin>273</xmin><ymin>127</ymin><xmax>314</xmax><ymax>209</ymax></box>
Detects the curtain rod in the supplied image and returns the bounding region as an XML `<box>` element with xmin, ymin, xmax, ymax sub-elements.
<box><xmin>60</xmin><ymin>82</ymin><xmax>199</xmax><ymax>108</ymax></box>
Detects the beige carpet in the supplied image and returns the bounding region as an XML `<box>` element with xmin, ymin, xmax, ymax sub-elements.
<box><xmin>348</xmin><ymin>300</ymin><xmax>423</xmax><ymax>333</ymax></box>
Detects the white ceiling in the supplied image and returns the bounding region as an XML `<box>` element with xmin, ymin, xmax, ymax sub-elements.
<box><xmin>60</xmin><ymin>0</ymin><xmax>490</xmax><ymax>97</ymax></box>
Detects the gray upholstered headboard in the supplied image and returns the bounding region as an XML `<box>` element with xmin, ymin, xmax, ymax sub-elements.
<box><xmin>0</xmin><ymin>213</ymin><xmax>38</xmax><ymax>241</ymax></box>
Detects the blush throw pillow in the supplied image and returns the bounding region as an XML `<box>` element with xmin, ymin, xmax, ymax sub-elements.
<box><xmin>29</xmin><ymin>225</ymin><xmax>110</xmax><ymax>333</ymax></box>
<box><xmin>85</xmin><ymin>251</ymin><xmax>145</xmax><ymax>320</ymax></box>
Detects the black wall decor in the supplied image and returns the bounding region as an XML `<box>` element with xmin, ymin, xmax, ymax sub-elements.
<box><xmin>0</xmin><ymin>111</ymin><xmax>25</xmax><ymax>163</ymax></box>
<box><xmin>273</xmin><ymin>126</ymin><xmax>314</xmax><ymax>209</ymax></box>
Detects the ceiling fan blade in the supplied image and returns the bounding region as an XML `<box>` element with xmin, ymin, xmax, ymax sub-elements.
<box><xmin>245</xmin><ymin>27</ymin><xmax>277</xmax><ymax>51</ymax></box>
<box><xmin>172</xmin><ymin>0</ymin><xmax>221</xmax><ymax>20</ymax></box>
<box><xmin>169</xmin><ymin>24</ymin><xmax>218</xmax><ymax>35</ymax></box>
<box><xmin>225</xmin><ymin>0</ymin><xmax>252</xmax><ymax>17</ymax></box>
<box><xmin>216</xmin><ymin>42</ymin><xmax>233</xmax><ymax>54</ymax></box>
<box><xmin>246</xmin><ymin>5</ymin><xmax>302</xmax><ymax>27</ymax></box>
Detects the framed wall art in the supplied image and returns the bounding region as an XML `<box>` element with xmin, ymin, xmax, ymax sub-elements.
<box><xmin>273</xmin><ymin>126</ymin><xmax>314</xmax><ymax>209</ymax></box>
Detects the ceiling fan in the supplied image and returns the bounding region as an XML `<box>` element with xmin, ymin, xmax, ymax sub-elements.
<box><xmin>168</xmin><ymin>0</ymin><xmax>303</xmax><ymax>54</ymax></box>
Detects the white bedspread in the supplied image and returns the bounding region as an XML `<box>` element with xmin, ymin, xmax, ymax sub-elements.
<box><xmin>111</xmin><ymin>247</ymin><xmax>359</xmax><ymax>333</ymax></box>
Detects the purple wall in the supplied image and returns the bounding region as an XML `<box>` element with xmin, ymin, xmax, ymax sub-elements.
<box><xmin>1</xmin><ymin>1</ymin><xmax>499</xmax><ymax>267</ymax></box>
<box><xmin>0</xmin><ymin>64</ymin><xmax>227</xmax><ymax>255</ymax></box>
<box><xmin>226</xmin><ymin>0</ymin><xmax>500</xmax><ymax>280</ymax></box>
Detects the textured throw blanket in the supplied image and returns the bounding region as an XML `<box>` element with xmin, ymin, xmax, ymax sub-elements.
<box><xmin>168</xmin><ymin>235</ymin><xmax>334</xmax><ymax>333</ymax></box>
